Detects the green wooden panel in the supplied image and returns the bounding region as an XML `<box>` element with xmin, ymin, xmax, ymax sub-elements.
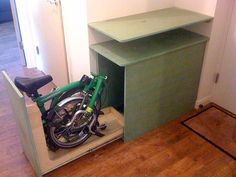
<box><xmin>2</xmin><ymin>71</ymin><xmax>42</xmax><ymax>177</ymax></box>
<box><xmin>97</xmin><ymin>55</ymin><xmax>124</xmax><ymax>111</ymax></box>
<box><xmin>89</xmin><ymin>7</ymin><xmax>212</xmax><ymax>42</ymax></box>
<box><xmin>124</xmin><ymin>43</ymin><xmax>206</xmax><ymax>141</ymax></box>
<box><xmin>90</xmin><ymin>29</ymin><xmax>208</xmax><ymax>66</ymax></box>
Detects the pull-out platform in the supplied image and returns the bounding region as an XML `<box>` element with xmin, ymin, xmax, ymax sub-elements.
<box><xmin>2</xmin><ymin>71</ymin><xmax>124</xmax><ymax>177</ymax></box>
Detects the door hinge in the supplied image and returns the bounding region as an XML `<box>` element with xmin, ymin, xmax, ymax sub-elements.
<box><xmin>19</xmin><ymin>41</ymin><xmax>24</xmax><ymax>50</ymax></box>
<box><xmin>36</xmin><ymin>46</ymin><xmax>40</xmax><ymax>55</ymax></box>
<box><xmin>215</xmin><ymin>73</ymin><xmax>220</xmax><ymax>84</ymax></box>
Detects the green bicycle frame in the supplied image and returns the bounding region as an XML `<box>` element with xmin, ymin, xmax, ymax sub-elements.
<box><xmin>35</xmin><ymin>73</ymin><xmax>106</xmax><ymax>118</ymax></box>
<box><xmin>35</xmin><ymin>81</ymin><xmax>80</xmax><ymax>115</ymax></box>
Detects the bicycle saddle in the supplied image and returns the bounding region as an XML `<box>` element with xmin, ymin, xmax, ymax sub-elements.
<box><xmin>14</xmin><ymin>75</ymin><xmax>53</xmax><ymax>94</ymax></box>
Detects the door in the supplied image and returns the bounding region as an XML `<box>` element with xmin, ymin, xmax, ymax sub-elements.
<box><xmin>29</xmin><ymin>0</ymin><xmax>68</xmax><ymax>86</ymax></box>
<box><xmin>213</xmin><ymin>1</ymin><xmax>236</xmax><ymax>114</ymax></box>
<box><xmin>9</xmin><ymin>0</ymin><xmax>26</xmax><ymax>66</ymax></box>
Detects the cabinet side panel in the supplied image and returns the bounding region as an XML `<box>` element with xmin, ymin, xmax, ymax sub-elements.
<box><xmin>124</xmin><ymin>43</ymin><xmax>206</xmax><ymax>141</ymax></box>
<box><xmin>2</xmin><ymin>71</ymin><xmax>42</xmax><ymax>177</ymax></box>
<box><xmin>97</xmin><ymin>55</ymin><xmax>124</xmax><ymax>111</ymax></box>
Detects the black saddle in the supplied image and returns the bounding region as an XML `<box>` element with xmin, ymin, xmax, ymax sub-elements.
<box><xmin>14</xmin><ymin>75</ymin><xmax>53</xmax><ymax>96</ymax></box>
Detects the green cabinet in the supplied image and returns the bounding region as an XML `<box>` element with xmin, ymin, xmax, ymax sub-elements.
<box><xmin>91</xmin><ymin>29</ymin><xmax>208</xmax><ymax>141</ymax></box>
<box><xmin>124</xmin><ymin>43</ymin><xmax>206</xmax><ymax>140</ymax></box>
<box><xmin>89</xmin><ymin>8</ymin><xmax>211</xmax><ymax>141</ymax></box>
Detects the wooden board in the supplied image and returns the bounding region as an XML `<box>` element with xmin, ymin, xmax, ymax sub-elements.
<box><xmin>89</xmin><ymin>7</ymin><xmax>212</xmax><ymax>42</ymax></box>
<box><xmin>2</xmin><ymin>71</ymin><xmax>42</xmax><ymax>177</ymax></box>
<box><xmin>90</xmin><ymin>29</ymin><xmax>208</xmax><ymax>66</ymax></box>
<box><xmin>124</xmin><ymin>43</ymin><xmax>206</xmax><ymax>141</ymax></box>
<box><xmin>184</xmin><ymin>106</ymin><xmax>236</xmax><ymax>158</ymax></box>
<box><xmin>27</xmin><ymin>105</ymin><xmax>124</xmax><ymax>174</ymax></box>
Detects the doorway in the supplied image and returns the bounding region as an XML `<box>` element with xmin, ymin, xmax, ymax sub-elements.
<box><xmin>212</xmin><ymin>0</ymin><xmax>236</xmax><ymax>114</ymax></box>
<box><xmin>1</xmin><ymin>0</ymin><xmax>69</xmax><ymax>87</ymax></box>
<box><xmin>0</xmin><ymin>0</ymin><xmax>26</xmax><ymax>71</ymax></box>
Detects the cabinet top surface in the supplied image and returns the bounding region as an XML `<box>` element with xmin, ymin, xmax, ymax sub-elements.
<box><xmin>90</xmin><ymin>29</ymin><xmax>208</xmax><ymax>67</ymax></box>
<box><xmin>89</xmin><ymin>7</ymin><xmax>212</xmax><ymax>42</ymax></box>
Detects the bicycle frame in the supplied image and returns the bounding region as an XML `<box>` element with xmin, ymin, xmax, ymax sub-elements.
<box><xmin>35</xmin><ymin>73</ymin><xmax>106</xmax><ymax>118</ymax></box>
<box><xmin>35</xmin><ymin>81</ymin><xmax>80</xmax><ymax>115</ymax></box>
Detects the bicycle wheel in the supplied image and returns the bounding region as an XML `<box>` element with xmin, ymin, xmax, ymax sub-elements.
<box><xmin>47</xmin><ymin>98</ymin><xmax>97</xmax><ymax>149</ymax></box>
<box><xmin>59</xmin><ymin>87</ymin><xmax>101</xmax><ymax>112</ymax></box>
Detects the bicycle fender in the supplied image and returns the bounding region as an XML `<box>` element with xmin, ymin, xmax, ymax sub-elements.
<box><xmin>57</xmin><ymin>96</ymin><xmax>84</xmax><ymax>107</ymax></box>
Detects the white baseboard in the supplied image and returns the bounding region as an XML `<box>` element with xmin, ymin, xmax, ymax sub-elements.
<box><xmin>195</xmin><ymin>95</ymin><xmax>212</xmax><ymax>109</ymax></box>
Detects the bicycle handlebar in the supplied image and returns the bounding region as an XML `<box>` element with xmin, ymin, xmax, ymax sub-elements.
<box><xmin>91</xmin><ymin>72</ymin><xmax>107</xmax><ymax>80</ymax></box>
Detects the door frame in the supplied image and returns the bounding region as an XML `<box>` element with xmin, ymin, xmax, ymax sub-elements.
<box><xmin>9</xmin><ymin>0</ymin><xmax>26</xmax><ymax>66</ymax></box>
<box><xmin>212</xmin><ymin>0</ymin><xmax>236</xmax><ymax>111</ymax></box>
<box><xmin>9</xmin><ymin>0</ymin><xmax>38</xmax><ymax>68</ymax></box>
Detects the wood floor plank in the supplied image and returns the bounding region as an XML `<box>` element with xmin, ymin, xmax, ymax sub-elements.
<box><xmin>185</xmin><ymin>107</ymin><xmax>236</xmax><ymax>158</ymax></box>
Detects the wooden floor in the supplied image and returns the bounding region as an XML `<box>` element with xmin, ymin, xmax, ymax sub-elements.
<box><xmin>0</xmin><ymin>22</ymin><xmax>235</xmax><ymax>177</ymax></box>
<box><xmin>184</xmin><ymin>106</ymin><xmax>236</xmax><ymax>159</ymax></box>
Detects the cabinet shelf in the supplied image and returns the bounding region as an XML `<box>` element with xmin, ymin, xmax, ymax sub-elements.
<box><xmin>89</xmin><ymin>7</ymin><xmax>212</xmax><ymax>42</ymax></box>
<box><xmin>90</xmin><ymin>29</ymin><xmax>208</xmax><ymax>66</ymax></box>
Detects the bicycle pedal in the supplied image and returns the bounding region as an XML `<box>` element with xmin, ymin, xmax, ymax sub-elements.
<box><xmin>95</xmin><ymin>130</ymin><xmax>105</xmax><ymax>137</ymax></box>
<box><xmin>98</xmin><ymin>124</ymin><xmax>107</xmax><ymax>130</ymax></box>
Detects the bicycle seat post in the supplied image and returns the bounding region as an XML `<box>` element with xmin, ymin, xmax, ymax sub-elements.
<box><xmin>26</xmin><ymin>91</ymin><xmax>41</xmax><ymax>102</ymax></box>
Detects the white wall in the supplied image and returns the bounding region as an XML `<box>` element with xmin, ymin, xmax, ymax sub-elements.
<box><xmin>174</xmin><ymin>0</ymin><xmax>217</xmax><ymax>16</ymax></box>
<box><xmin>199</xmin><ymin>0</ymin><xmax>234</xmax><ymax>106</ymax></box>
<box><xmin>212</xmin><ymin>0</ymin><xmax>236</xmax><ymax>112</ymax></box>
<box><xmin>87</xmin><ymin>0</ymin><xmax>174</xmax><ymax>23</ymax></box>
<box><xmin>175</xmin><ymin>0</ymin><xmax>234</xmax><ymax>107</ymax></box>
<box><xmin>212</xmin><ymin>0</ymin><xmax>236</xmax><ymax>113</ymax></box>
<box><xmin>60</xmin><ymin>0</ymin><xmax>90</xmax><ymax>82</ymax></box>
<box><xmin>87</xmin><ymin>0</ymin><xmax>174</xmax><ymax>72</ymax></box>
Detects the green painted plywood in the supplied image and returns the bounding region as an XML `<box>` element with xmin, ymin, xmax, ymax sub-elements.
<box><xmin>97</xmin><ymin>55</ymin><xmax>124</xmax><ymax>111</ymax></box>
<box><xmin>89</xmin><ymin>7</ymin><xmax>212</xmax><ymax>42</ymax></box>
<box><xmin>124</xmin><ymin>43</ymin><xmax>206</xmax><ymax>141</ymax></box>
<box><xmin>2</xmin><ymin>71</ymin><xmax>42</xmax><ymax>177</ymax></box>
<box><xmin>90</xmin><ymin>29</ymin><xmax>208</xmax><ymax>66</ymax></box>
